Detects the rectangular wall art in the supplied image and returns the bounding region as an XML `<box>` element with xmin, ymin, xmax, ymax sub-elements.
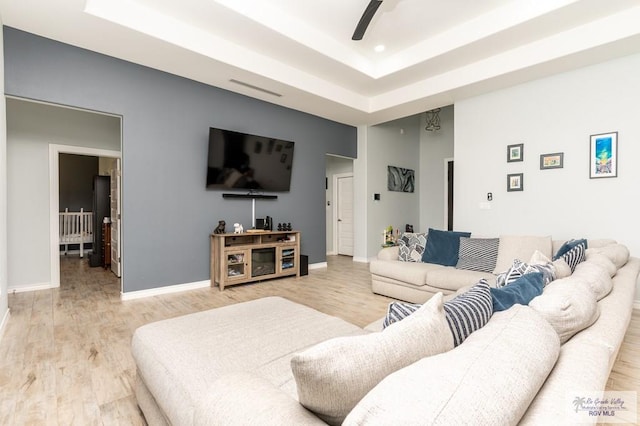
<box><xmin>387</xmin><ymin>166</ymin><xmax>415</xmax><ymax>193</ymax></box>
<box><xmin>540</xmin><ymin>152</ymin><xmax>564</xmax><ymax>170</ymax></box>
<box><xmin>590</xmin><ymin>132</ymin><xmax>618</xmax><ymax>178</ymax></box>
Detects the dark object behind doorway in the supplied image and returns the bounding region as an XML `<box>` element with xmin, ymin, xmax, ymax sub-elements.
<box><xmin>89</xmin><ymin>175</ymin><xmax>110</xmax><ymax>267</ymax></box>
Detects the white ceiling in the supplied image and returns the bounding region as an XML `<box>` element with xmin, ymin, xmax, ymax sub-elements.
<box><xmin>2</xmin><ymin>0</ymin><xmax>640</xmax><ymax>125</ymax></box>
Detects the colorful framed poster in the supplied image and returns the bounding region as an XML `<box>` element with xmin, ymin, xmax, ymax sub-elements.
<box><xmin>589</xmin><ymin>132</ymin><xmax>618</xmax><ymax>178</ymax></box>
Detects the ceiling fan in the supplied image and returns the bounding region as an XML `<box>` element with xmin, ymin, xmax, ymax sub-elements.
<box><xmin>352</xmin><ymin>0</ymin><xmax>383</xmax><ymax>41</ymax></box>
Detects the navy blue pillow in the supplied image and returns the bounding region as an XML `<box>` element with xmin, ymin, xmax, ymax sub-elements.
<box><xmin>553</xmin><ymin>238</ymin><xmax>587</xmax><ymax>260</ymax></box>
<box><xmin>422</xmin><ymin>228</ymin><xmax>471</xmax><ymax>266</ymax></box>
<box><xmin>490</xmin><ymin>272</ymin><xmax>544</xmax><ymax>312</ymax></box>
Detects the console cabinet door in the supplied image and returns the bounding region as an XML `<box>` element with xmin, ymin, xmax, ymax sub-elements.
<box><xmin>277</xmin><ymin>246</ymin><xmax>297</xmax><ymax>275</ymax></box>
<box><xmin>225</xmin><ymin>249</ymin><xmax>249</xmax><ymax>282</ymax></box>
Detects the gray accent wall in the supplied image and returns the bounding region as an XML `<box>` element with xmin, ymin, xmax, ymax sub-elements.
<box><xmin>4</xmin><ymin>27</ymin><xmax>357</xmax><ymax>293</ymax></box>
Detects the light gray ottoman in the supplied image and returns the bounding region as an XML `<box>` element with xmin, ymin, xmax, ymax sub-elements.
<box><xmin>131</xmin><ymin>296</ymin><xmax>366</xmax><ymax>425</ymax></box>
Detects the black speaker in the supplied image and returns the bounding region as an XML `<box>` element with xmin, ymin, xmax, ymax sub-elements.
<box><xmin>300</xmin><ymin>255</ymin><xmax>308</xmax><ymax>276</ymax></box>
<box><xmin>255</xmin><ymin>218</ymin><xmax>265</xmax><ymax>229</ymax></box>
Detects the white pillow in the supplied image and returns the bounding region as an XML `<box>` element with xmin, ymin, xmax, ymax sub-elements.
<box><xmin>552</xmin><ymin>258</ymin><xmax>572</xmax><ymax>279</ymax></box>
<box><xmin>493</xmin><ymin>235</ymin><xmax>553</xmax><ymax>274</ymax></box>
<box><xmin>290</xmin><ymin>293</ymin><xmax>454</xmax><ymax>425</ymax></box>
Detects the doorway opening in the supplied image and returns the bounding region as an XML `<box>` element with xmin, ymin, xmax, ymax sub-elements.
<box><xmin>50</xmin><ymin>145</ymin><xmax>122</xmax><ymax>291</ymax></box>
<box><xmin>444</xmin><ymin>158</ymin><xmax>454</xmax><ymax>231</ymax></box>
<box><xmin>325</xmin><ymin>155</ymin><xmax>354</xmax><ymax>257</ymax></box>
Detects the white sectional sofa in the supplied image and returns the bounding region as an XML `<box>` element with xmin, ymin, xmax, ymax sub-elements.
<box><xmin>370</xmin><ymin>233</ymin><xmax>617</xmax><ymax>303</ymax></box>
<box><xmin>131</xmin><ymin>239</ymin><xmax>639</xmax><ymax>425</ymax></box>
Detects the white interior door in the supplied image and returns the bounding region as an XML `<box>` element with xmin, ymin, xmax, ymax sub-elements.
<box><xmin>337</xmin><ymin>175</ymin><xmax>354</xmax><ymax>256</ymax></box>
<box><xmin>110</xmin><ymin>158</ymin><xmax>121</xmax><ymax>277</ymax></box>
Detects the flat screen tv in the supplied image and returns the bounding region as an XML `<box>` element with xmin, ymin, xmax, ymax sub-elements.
<box><xmin>206</xmin><ymin>127</ymin><xmax>295</xmax><ymax>192</ymax></box>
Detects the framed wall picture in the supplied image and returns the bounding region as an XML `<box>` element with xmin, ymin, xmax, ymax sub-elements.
<box><xmin>540</xmin><ymin>152</ymin><xmax>564</xmax><ymax>169</ymax></box>
<box><xmin>387</xmin><ymin>166</ymin><xmax>415</xmax><ymax>193</ymax></box>
<box><xmin>507</xmin><ymin>173</ymin><xmax>523</xmax><ymax>192</ymax></box>
<box><xmin>507</xmin><ymin>143</ymin><xmax>524</xmax><ymax>162</ymax></box>
<box><xmin>589</xmin><ymin>132</ymin><xmax>618</xmax><ymax>178</ymax></box>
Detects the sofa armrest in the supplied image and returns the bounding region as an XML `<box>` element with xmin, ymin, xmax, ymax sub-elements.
<box><xmin>194</xmin><ymin>373</ymin><xmax>326</xmax><ymax>426</ymax></box>
<box><xmin>377</xmin><ymin>246</ymin><xmax>399</xmax><ymax>261</ymax></box>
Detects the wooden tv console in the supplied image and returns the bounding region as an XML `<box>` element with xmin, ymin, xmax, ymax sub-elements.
<box><xmin>210</xmin><ymin>231</ymin><xmax>301</xmax><ymax>290</ymax></box>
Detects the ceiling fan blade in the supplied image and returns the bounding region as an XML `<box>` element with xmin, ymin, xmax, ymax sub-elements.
<box><xmin>352</xmin><ymin>0</ymin><xmax>383</xmax><ymax>41</ymax></box>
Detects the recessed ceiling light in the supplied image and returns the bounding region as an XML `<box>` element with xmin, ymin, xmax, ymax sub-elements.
<box><xmin>374</xmin><ymin>44</ymin><xmax>385</xmax><ymax>53</ymax></box>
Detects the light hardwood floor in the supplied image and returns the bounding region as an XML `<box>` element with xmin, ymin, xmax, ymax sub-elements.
<box><xmin>0</xmin><ymin>255</ymin><xmax>638</xmax><ymax>425</ymax></box>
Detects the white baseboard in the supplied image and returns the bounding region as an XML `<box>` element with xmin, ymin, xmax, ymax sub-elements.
<box><xmin>633</xmin><ymin>301</ymin><xmax>640</xmax><ymax>311</ymax></box>
<box><xmin>326</xmin><ymin>251</ymin><xmax>337</xmax><ymax>256</ymax></box>
<box><xmin>0</xmin><ymin>308</ymin><xmax>10</xmax><ymax>344</ymax></box>
<box><xmin>121</xmin><ymin>280</ymin><xmax>210</xmax><ymax>301</ymax></box>
<box><xmin>8</xmin><ymin>282</ymin><xmax>54</xmax><ymax>293</ymax></box>
<box><xmin>352</xmin><ymin>256</ymin><xmax>369</xmax><ymax>263</ymax></box>
<box><xmin>309</xmin><ymin>262</ymin><xmax>327</xmax><ymax>270</ymax></box>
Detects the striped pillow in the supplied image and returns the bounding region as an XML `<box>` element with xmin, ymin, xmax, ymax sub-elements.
<box><xmin>443</xmin><ymin>280</ymin><xmax>493</xmax><ymax>346</ymax></box>
<box><xmin>561</xmin><ymin>243</ymin><xmax>586</xmax><ymax>273</ymax></box>
<box><xmin>456</xmin><ymin>237</ymin><xmax>500</xmax><ymax>273</ymax></box>
<box><xmin>382</xmin><ymin>302</ymin><xmax>422</xmax><ymax>328</ymax></box>
<box><xmin>382</xmin><ymin>281</ymin><xmax>494</xmax><ymax>346</ymax></box>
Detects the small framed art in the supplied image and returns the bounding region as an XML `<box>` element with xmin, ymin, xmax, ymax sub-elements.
<box><xmin>540</xmin><ymin>152</ymin><xmax>564</xmax><ymax>170</ymax></box>
<box><xmin>507</xmin><ymin>143</ymin><xmax>524</xmax><ymax>162</ymax></box>
<box><xmin>507</xmin><ymin>173</ymin><xmax>523</xmax><ymax>192</ymax></box>
<box><xmin>589</xmin><ymin>132</ymin><xmax>617</xmax><ymax>178</ymax></box>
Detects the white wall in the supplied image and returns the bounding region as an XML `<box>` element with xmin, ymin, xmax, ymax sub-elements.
<box><xmin>419</xmin><ymin>105</ymin><xmax>454</xmax><ymax>231</ymax></box>
<box><xmin>7</xmin><ymin>98</ymin><xmax>120</xmax><ymax>290</ymax></box>
<box><xmin>454</xmin><ymin>52</ymin><xmax>640</xmax><ymax>300</ymax></box>
<box><xmin>325</xmin><ymin>155</ymin><xmax>353</xmax><ymax>255</ymax></box>
<box><xmin>365</xmin><ymin>115</ymin><xmax>421</xmax><ymax>257</ymax></box>
<box><xmin>0</xmin><ymin>16</ymin><xmax>9</xmax><ymax>336</ymax></box>
<box><xmin>353</xmin><ymin>126</ymin><xmax>369</xmax><ymax>262</ymax></box>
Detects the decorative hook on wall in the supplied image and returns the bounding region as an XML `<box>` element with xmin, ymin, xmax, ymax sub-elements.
<box><xmin>425</xmin><ymin>108</ymin><xmax>441</xmax><ymax>131</ymax></box>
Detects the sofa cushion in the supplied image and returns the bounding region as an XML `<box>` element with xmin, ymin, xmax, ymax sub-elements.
<box><xmin>571</xmin><ymin>261</ymin><xmax>613</xmax><ymax>301</ymax></box>
<box><xmin>586</xmin><ymin>244</ymin><xmax>630</xmax><ymax>269</ymax></box>
<box><xmin>443</xmin><ymin>280</ymin><xmax>493</xmax><ymax>346</ymax></box>
<box><xmin>370</xmin><ymin>258</ymin><xmax>443</xmax><ymax>286</ymax></box>
<box><xmin>291</xmin><ymin>293</ymin><xmax>454</xmax><ymax>425</ymax></box>
<box><xmin>455</xmin><ymin>237</ymin><xmax>500</xmax><ymax>273</ymax></box>
<box><xmin>344</xmin><ymin>305</ymin><xmax>560</xmax><ymax>426</ymax></box>
<box><xmin>422</xmin><ymin>228</ymin><xmax>471</xmax><ymax>266</ymax></box>
<box><xmin>493</xmin><ymin>235</ymin><xmax>553</xmax><ymax>274</ymax></box>
<box><xmin>584</xmin><ymin>251</ymin><xmax>617</xmax><ymax>277</ymax></box>
<box><xmin>553</xmin><ymin>238</ymin><xmax>587</xmax><ymax>260</ymax></box>
<box><xmin>425</xmin><ymin>267</ymin><xmax>495</xmax><ymax>292</ymax></box>
<box><xmin>528</xmin><ymin>277</ymin><xmax>600</xmax><ymax>343</ymax></box>
<box><xmin>490</xmin><ymin>272</ymin><xmax>544</xmax><ymax>312</ymax></box>
<box><xmin>397</xmin><ymin>232</ymin><xmax>427</xmax><ymax>262</ymax></box>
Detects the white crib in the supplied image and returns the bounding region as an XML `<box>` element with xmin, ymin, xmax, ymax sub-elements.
<box><xmin>59</xmin><ymin>208</ymin><xmax>94</xmax><ymax>258</ymax></box>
